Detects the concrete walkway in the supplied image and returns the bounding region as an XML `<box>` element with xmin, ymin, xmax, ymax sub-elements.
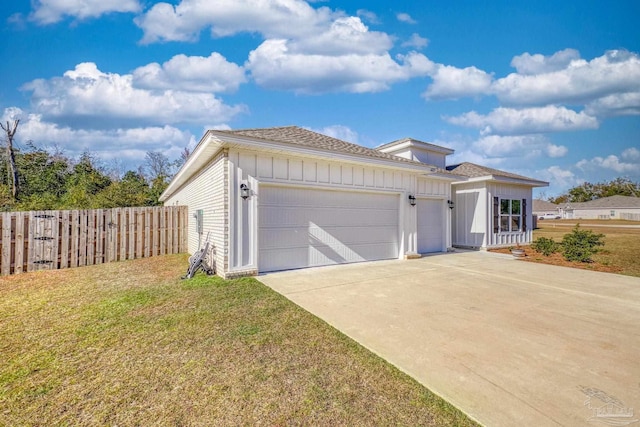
<box><xmin>257</xmin><ymin>251</ymin><xmax>640</xmax><ymax>427</ymax></box>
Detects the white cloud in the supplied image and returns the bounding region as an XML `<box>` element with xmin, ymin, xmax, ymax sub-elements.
<box><xmin>30</xmin><ymin>0</ymin><xmax>140</xmax><ymax>24</ymax></box>
<box><xmin>1</xmin><ymin>106</ymin><xmax>24</xmax><ymax>122</ymax></box>
<box><xmin>510</xmin><ymin>48</ymin><xmax>580</xmax><ymax>75</ymax></box>
<box><xmin>132</xmin><ymin>52</ymin><xmax>246</xmax><ymax>93</ymax></box>
<box><xmin>289</xmin><ymin>16</ymin><xmax>393</xmax><ymax>55</ymax></box>
<box><xmin>246</xmin><ymin>40</ymin><xmax>434</xmax><ymax>94</ymax></box>
<box><xmin>585</xmin><ymin>91</ymin><xmax>640</xmax><ymax>117</ymax></box>
<box><xmin>493</xmin><ymin>49</ymin><xmax>640</xmax><ymax>106</ymax></box>
<box><xmin>445</xmin><ymin>106</ymin><xmax>599</xmax><ymax>135</ymax></box>
<box><xmin>135</xmin><ymin>0</ymin><xmax>334</xmax><ymax>44</ymax></box>
<box><xmin>402</xmin><ymin>33</ymin><xmax>428</xmax><ymax>49</ymax></box>
<box><xmin>622</xmin><ymin>147</ymin><xmax>640</xmax><ymax>162</ymax></box>
<box><xmin>538</xmin><ymin>166</ymin><xmax>582</xmax><ymax>190</ymax></box>
<box><xmin>447</xmin><ymin>148</ymin><xmax>508</xmax><ymax>168</ymax></box>
<box><xmin>576</xmin><ymin>153</ymin><xmax>640</xmax><ymax>174</ymax></box>
<box><xmin>423</xmin><ymin>64</ymin><xmax>493</xmax><ymax>100</ymax></box>
<box><xmin>356</xmin><ymin>9</ymin><xmax>379</xmax><ymax>25</ymax></box>
<box><xmin>396</xmin><ymin>12</ymin><xmax>416</xmax><ymax>24</ymax></box>
<box><xmin>545</xmin><ymin>143</ymin><xmax>569</xmax><ymax>158</ymax></box>
<box><xmin>9</xmin><ymin>111</ymin><xmax>195</xmax><ymax>163</ymax></box>
<box><xmin>308</xmin><ymin>125</ymin><xmax>359</xmax><ymax>143</ymax></box>
<box><xmin>472</xmin><ymin>134</ymin><xmax>567</xmax><ymax>159</ymax></box>
<box><xmin>22</xmin><ymin>62</ymin><xmax>246</xmax><ymax>127</ymax></box>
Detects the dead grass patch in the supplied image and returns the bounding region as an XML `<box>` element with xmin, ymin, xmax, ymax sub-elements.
<box><xmin>0</xmin><ymin>255</ymin><xmax>477</xmax><ymax>426</ymax></box>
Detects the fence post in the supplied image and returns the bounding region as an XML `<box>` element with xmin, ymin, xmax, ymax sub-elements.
<box><xmin>1</xmin><ymin>213</ymin><xmax>11</xmax><ymax>276</ymax></box>
<box><xmin>15</xmin><ymin>212</ymin><xmax>25</xmax><ymax>274</ymax></box>
<box><xmin>60</xmin><ymin>210</ymin><xmax>70</xmax><ymax>269</ymax></box>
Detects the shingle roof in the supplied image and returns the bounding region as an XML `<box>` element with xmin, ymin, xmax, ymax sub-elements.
<box><xmin>533</xmin><ymin>199</ymin><xmax>560</xmax><ymax>211</ymax></box>
<box><xmin>376</xmin><ymin>137</ymin><xmax>454</xmax><ymax>154</ymax></box>
<box><xmin>215</xmin><ymin>126</ymin><xmax>453</xmax><ymax>173</ymax></box>
<box><xmin>565</xmin><ymin>195</ymin><xmax>640</xmax><ymax>209</ymax></box>
<box><xmin>446</xmin><ymin>162</ymin><xmax>543</xmax><ymax>183</ymax></box>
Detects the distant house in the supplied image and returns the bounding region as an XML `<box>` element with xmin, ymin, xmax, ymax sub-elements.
<box><xmin>160</xmin><ymin>126</ymin><xmax>547</xmax><ymax>277</ymax></box>
<box><xmin>562</xmin><ymin>195</ymin><xmax>640</xmax><ymax>220</ymax></box>
<box><xmin>532</xmin><ymin>199</ymin><xmax>562</xmax><ymax>217</ymax></box>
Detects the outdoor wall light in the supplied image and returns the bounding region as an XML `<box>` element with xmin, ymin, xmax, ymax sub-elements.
<box><xmin>448</xmin><ymin>199</ymin><xmax>455</xmax><ymax>209</ymax></box>
<box><xmin>408</xmin><ymin>194</ymin><xmax>416</xmax><ymax>206</ymax></box>
<box><xmin>240</xmin><ymin>183</ymin><xmax>250</xmax><ymax>200</ymax></box>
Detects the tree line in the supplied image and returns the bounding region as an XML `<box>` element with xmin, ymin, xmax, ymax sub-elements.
<box><xmin>1</xmin><ymin>120</ymin><xmax>186</xmax><ymax>212</ymax></box>
<box><xmin>546</xmin><ymin>178</ymin><xmax>640</xmax><ymax>204</ymax></box>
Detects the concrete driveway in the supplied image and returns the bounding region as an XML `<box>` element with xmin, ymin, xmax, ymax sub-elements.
<box><xmin>257</xmin><ymin>251</ymin><xmax>640</xmax><ymax>427</ymax></box>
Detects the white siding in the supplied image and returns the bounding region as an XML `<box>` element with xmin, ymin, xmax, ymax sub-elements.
<box><xmin>228</xmin><ymin>150</ymin><xmax>454</xmax><ymax>266</ymax></box>
<box><xmin>569</xmin><ymin>207</ymin><xmax>640</xmax><ymax>220</ymax></box>
<box><xmin>452</xmin><ymin>182</ymin><xmax>486</xmax><ymax>248</ymax></box>
<box><xmin>452</xmin><ymin>181</ymin><xmax>535</xmax><ymax>248</ymax></box>
<box><xmin>242</xmin><ymin>150</ymin><xmax>420</xmax><ymax>193</ymax></box>
<box><xmin>416</xmin><ymin>177</ymin><xmax>449</xmax><ymax>198</ymax></box>
<box><xmin>164</xmin><ymin>152</ymin><xmax>227</xmax><ymax>274</ymax></box>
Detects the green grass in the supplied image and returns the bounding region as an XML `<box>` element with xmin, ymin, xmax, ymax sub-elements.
<box><xmin>533</xmin><ymin>220</ymin><xmax>640</xmax><ymax>277</ymax></box>
<box><xmin>0</xmin><ymin>255</ymin><xmax>478</xmax><ymax>426</ymax></box>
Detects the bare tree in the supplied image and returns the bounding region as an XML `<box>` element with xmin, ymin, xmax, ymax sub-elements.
<box><xmin>144</xmin><ymin>151</ymin><xmax>172</xmax><ymax>182</ymax></box>
<box><xmin>0</xmin><ymin>119</ymin><xmax>20</xmax><ymax>201</ymax></box>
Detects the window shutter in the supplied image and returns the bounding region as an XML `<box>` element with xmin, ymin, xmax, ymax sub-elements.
<box><xmin>522</xmin><ymin>198</ymin><xmax>527</xmax><ymax>232</ymax></box>
<box><xmin>493</xmin><ymin>196</ymin><xmax>499</xmax><ymax>233</ymax></box>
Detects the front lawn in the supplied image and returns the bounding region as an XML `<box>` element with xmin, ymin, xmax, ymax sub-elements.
<box><xmin>503</xmin><ymin>220</ymin><xmax>640</xmax><ymax>277</ymax></box>
<box><xmin>0</xmin><ymin>255</ymin><xmax>477</xmax><ymax>426</ymax></box>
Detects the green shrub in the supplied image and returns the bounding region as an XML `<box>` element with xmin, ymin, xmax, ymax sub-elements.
<box><xmin>561</xmin><ymin>224</ymin><xmax>605</xmax><ymax>262</ymax></box>
<box><xmin>531</xmin><ymin>237</ymin><xmax>559</xmax><ymax>256</ymax></box>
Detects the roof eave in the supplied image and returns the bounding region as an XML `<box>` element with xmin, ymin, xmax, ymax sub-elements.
<box><xmin>451</xmin><ymin>175</ymin><xmax>549</xmax><ymax>187</ymax></box>
<box><xmin>377</xmin><ymin>139</ymin><xmax>455</xmax><ymax>155</ymax></box>
<box><xmin>210</xmin><ymin>131</ymin><xmax>441</xmax><ymax>174</ymax></box>
<box><xmin>160</xmin><ymin>130</ymin><xmax>221</xmax><ymax>202</ymax></box>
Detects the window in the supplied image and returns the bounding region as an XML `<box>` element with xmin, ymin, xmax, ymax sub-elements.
<box><xmin>610</xmin><ymin>210</ymin><xmax>615</xmax><ymax>217</ymax></box>
<box><xmin>499</xmin><ymin>199</ymin><xmax>521</xmax><ymax>232</ymax></box>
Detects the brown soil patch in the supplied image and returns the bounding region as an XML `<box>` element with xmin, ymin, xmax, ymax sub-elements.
<box><xmin>489</xmin><ymin>247</ymin><xmax>623</xmax><ymax>274</ymax></box>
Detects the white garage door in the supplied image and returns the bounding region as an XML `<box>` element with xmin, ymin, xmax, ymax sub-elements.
<box><xmin>259</xmin><ymin>186</ymin><xmax>399</xmax><ymax>272</ymax></box>
<box><xmin>417</xmin><ymin>199</ymin><xmax>444</xmax><ymax>253</ymax></box>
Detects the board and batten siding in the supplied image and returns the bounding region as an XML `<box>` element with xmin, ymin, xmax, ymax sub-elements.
<box><xmin>452</xmin><ymin>181</ymin><xmax>487</xmax><ymax>248</ymax></box>
<box><xmin>486</xmin><ymin>182</ymin><xmax>532</xmax><ymax>247</ymax></box>
<box><xmin>452</xmin><ymin>181</ymin><xmax>534</xmax><ymax>248</ymax></box>
<box><xmin>226</xmin><ymin>149</ymin><xmax>451</xmax><ymax>270</ymax></box>
<box><xmin>164</xmin><ymin>151</ymin><xmax>228</xmax><ymax>275</ymax></box>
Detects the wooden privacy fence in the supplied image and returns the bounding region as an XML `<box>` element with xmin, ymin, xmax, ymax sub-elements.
<box><xmin>0</xmin><ymin>206</ymin><xmax>188</xmax><ymax>276</ymax></box>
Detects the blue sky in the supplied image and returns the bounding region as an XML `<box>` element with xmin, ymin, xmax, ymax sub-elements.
<box><xmin>1</xmin><ymin>0</ymin><xmax>639</xmax><ymax>197</ymax></box>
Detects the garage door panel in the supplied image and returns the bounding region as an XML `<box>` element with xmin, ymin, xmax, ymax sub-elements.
<box><xmin>261</xmin><ymin>225</ymin><xmax>398</xmax><ymax>250</ymax></box>
<box><xmin>417</xmin><ymin>199</ymin><xmax>444</xmax><ymax>253</ymax></box>
<box><xmin>259</xmin><ymin>187</ymin><xmax>399</xmax><ymax>272</ymax></box>
<box><xmin>261</xmin><ymin>187</ymin><xmax>396</xmax><ymax>210</ymax></box>
<box><xmin>260</xmin><ymin>206</ymin><xmax>397</xmax><ymax>228</ymax></box>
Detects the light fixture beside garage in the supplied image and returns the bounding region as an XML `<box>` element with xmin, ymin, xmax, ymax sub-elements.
<box><xmin>448</xmin><ymin>199</ymin><xmax>455</xmax><ymax>209</ymax></box>
<box><xmin>408</xmin><ymin>194</ymin><xmax>417</xmax><ymax>206</ymax></box>
<box><xmin>240</xmin><ymin>183</ymin><xmax>250</xmax><ymax>200</ymax></box>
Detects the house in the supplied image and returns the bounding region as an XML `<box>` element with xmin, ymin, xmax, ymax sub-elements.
<box><xmin>532</xmin><ymin>199</ymin><xmax>563</xmax><ymax>217</ymax></box>
<box><xmin>160</xmin><ymin>126</ymin><xmax>548</xmax><ymax>278</ymax></box>
<box><xmin>562</xmin><ymin>195</ymin><xmax>640</xmax><ymax>220</ymax></box>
